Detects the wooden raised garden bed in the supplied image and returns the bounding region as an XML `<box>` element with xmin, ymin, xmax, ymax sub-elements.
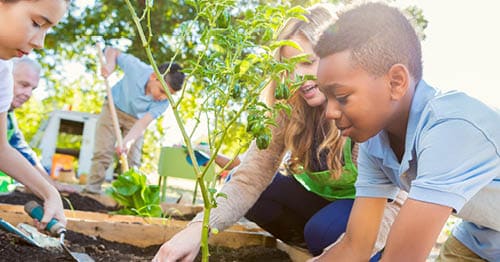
<box><xmin>0</xmin><ymin>191</ymin><xmax>308</xmax><ymax>261</ymax></box>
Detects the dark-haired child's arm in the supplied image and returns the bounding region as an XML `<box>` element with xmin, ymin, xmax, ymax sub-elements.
<box><xmin>380</xmin><ymin>199</ymin><xmax>451</xmax><ymax>261</ymax></box>
<box><xmin>310</xmin><ymin>197</ymin><xmax>387</xmax><ymax>262</ymax></box>
<box><xmin>116</xmin><ymin>112</ymin><xmax>154</xmax><ymax>156</ymax></box>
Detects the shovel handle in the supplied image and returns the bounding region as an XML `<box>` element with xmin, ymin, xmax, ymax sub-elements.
<box><xmin>24</xmin><ymin>201</ymin><xmax>65</xmax><ymax>236</ymax></box>
<box><xmin>96</xmin><ymin>43</ymin><xmax>129</xmax><ymax>173</ymax></box>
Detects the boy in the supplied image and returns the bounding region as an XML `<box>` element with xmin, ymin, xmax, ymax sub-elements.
<box><xmin>313</xmin><ymin>2</ymin><xmax>499</xmax><ymax>261</ymax></box>
<box><xmin>85</xmin><ymin>47</ymin><xmax>185</xmax><ymax>194</ymax></box>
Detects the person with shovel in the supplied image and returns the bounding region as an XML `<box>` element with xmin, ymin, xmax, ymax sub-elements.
<box><xmin>84</xmin><ymin>46</ymin><xmax>185</xmax><ymax>194</ymax></box>
<box><xmin>1</xmin><ymin>57</ymin><xmax>77</xmax><ymax>193</ymax></box>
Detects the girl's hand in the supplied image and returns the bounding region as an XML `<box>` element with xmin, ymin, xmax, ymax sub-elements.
<box><xmin>152</xmin><ymin>222</ymin><xmax>203</xmax><ymax>262</ymax></box>
<box><xmin>35</xmin><ymin>188</ymin><xmax>66</xmax><ymax>231</ymax></box>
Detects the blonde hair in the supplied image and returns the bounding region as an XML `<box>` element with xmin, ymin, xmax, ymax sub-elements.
<box><xmin>266</xmin><ymin>4</ymin><xmax>345</xmax><ymax>179</ymax></box>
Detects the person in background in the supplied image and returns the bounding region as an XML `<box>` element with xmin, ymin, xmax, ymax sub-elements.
<box><xmin>0</xmin><ymin>0</ymin><xmax>70</xmax><ymax>230</ymax></box>
<box><xmin>1</xmin><ymin>57</ymin><xmax>76</xmax><ymax>193</ymax></box>
<box><xmin>193</xmin><ymin>142</ymin><xmax>241</xmax><ymax>170</ymax></box>
<box><xmin>84</xmin><ymin>46</ymin><xmax>185</xmax><ymax>194</ymax></box>
<box><xmin>312</xmin><ymin>2</ymin><xmax>499</xmax><ymax>261</ymax></box>
<box><xmin>153</xmin><ymin>4</ymin><xmax>404</xmax><ymax>262</ymax></box>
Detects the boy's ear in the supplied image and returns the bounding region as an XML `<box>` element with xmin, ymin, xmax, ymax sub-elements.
<box><xmin>387</xmin><ymin>64</ymin><xmax>410</xmax><ymax>100</ymax></box>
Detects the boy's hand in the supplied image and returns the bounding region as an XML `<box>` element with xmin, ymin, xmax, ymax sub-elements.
<box><xmin>100</xmin><ymin>46</ymin><xmax>119</xmax><ymax>78</ymax></box>
<box><xmin>115</xmin><ymin>140</ymin><xmax>132</xmax><ymax>156</ymax></box>
<box><xmin>101</xmin><ymin>64</ymin><xmax>114</xmax><ymax>78</ymax></box>
<box><xmin>115</xmin><ymin>145</ymin><xmax>128</xmax><ymax>156</ymax></box>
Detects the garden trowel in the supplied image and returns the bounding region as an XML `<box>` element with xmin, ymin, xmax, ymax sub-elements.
<box><xmin>24</xmin><ymin>201</ymin><xmax>94</xmax><ymax>262</ymax></box>
<box><xmin>0</xmin><ymin>218</ymin><xmax>44</xmax><ymax>247</ymax></box>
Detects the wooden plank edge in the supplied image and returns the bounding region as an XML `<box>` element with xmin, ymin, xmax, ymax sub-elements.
<box><xmin>0</xmin><ymin>203</ymin><xmax>274</xmax><ymax>249</ymax></box>
<box><xmin>276</xmin><ymin>240</ymin><xmax>312</xmax><ymax>262</ymax></box>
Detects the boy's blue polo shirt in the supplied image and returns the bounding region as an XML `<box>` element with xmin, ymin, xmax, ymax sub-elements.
<box><xmin>356</xmin><ymin>80</ymin><xmax>500</xmax><ymax>260</ymax></box>
<box><xmin>111</xmin><ymin>53</ymin><xmax>169</xmax><ymax>119</ymax></box>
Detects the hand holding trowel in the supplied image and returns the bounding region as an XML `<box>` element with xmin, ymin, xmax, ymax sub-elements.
<box><xmin>24</xmin><ymin>201</ymin><xmax>94</xmax><ymax>262</ymax></box>
<box><xmin>95</xmin><ymin>42</ymin><xmax>129</xmax><ymax>173</ymax></box>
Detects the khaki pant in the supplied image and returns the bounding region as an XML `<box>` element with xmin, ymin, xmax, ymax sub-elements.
<box><xmin>436</xmin><ymin>234</ymin><xmax>486</xmax><ymax>262</ymax></box>
<box><xmin>85</xmin><ymin>101</ymin><xmax>144</xmax><ymax>192</ymax></box>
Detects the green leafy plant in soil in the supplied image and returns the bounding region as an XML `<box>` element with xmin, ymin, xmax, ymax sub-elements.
<box><xmin>107</xmin><ymin>168</ymin><xmax>162</xmax><ymax>217</ymax></box>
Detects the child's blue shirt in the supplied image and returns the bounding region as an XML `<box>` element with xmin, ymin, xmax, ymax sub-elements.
<box><xmin>356</xmin><ymin>80</ymin><xmax>500</xmax><ymax>260</ymax></box>
<box><xmin>7</xmin><ymin>112</ymin><xmax>37</xmax><ymax>166</ymax></box>
<box><xmin>111</xmin><ymin>53</ymin><xmax>169</xmax><ymax>119</ymax></box>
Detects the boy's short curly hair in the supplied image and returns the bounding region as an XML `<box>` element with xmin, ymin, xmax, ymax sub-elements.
<box><xmin>158</xmin><ymin>63</ymin><xmax>185</xmax><ymax>91</ymax></box>
<box><xmin>315</xmin><ymin>2</ymin><xmax>422</xmax><ymax>82</ymax></box>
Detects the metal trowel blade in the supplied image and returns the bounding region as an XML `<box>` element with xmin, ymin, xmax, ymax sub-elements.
<box><xmin>61</xmin><ymin>243</ymin><xmax>94</xmax><ymax>262</ymax></box>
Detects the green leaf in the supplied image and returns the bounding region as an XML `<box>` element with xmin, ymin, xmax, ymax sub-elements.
<box><xmin>238</xmin><ymin>60</ymin><xmax>251</xmax><ymax>76</ymax></box>
<box><xmin>215</xmin><ymin>192</ymin><xmax>227</xmax><ymax>199</ymax></box>
<box><xmin>109</xmin><ymin>169</ymin><xmax>162</xmax><ymax>217</ymax></box>
<box><xmin>286</xmin><ymin>6</ymin><xmax>308</xmax><ymax>18</ymax></box>
<box><xmin>270</xmin><ymin>40</ymin><xmax>302</xmax><ymax>51</ymax></box>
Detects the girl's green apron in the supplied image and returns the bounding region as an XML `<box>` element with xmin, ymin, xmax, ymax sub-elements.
<box><xmin>293</xmin><ymin>138</ymin><xmax>357</xmax><ymax>201</ymax></box>
<box><xmin>0</xmin><ymin>113</ymin><xmax>17</xmax><ymax>193</ymax></box>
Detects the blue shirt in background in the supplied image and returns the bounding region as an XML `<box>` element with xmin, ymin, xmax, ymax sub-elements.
<box><xmin>356</xmin><ymin>80</ymin><xmax>500</xmax><ymax>261</ymax></box>
<box><xmin>7</xmin><ymin>112</ymin><xmax>37</xmax><ymax>166</ymax></box>
<box><xmin>111</xmin><ymin>53</ymin><xmax>169</xmax><ymax>119</ymax></box>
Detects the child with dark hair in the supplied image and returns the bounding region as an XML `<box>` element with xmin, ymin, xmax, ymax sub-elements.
<box><xmin>85</xmin><ymin>46</ymin><xmax>185</xmax><ymax>194</ymax></box>
<box><xmin>313</xmin><ymin>2</ymin><xmax>499</xmax><ymax>261</ymax></box>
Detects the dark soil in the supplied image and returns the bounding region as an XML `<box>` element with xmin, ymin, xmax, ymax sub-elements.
<box><xmin>0</xmin><ymin>230</ymin><xmax>290</xmax><ymax>261</ymax></box>
<box><xmin>0</xmin><ymin>190</ymin><xmax>194</xmax><ymax>220</ymax></box>
<box><xmin>0</xmin><ymin>230</ymin><xmax>159</xmax><ymax>261</ymax></box>
<box><xmin>0</xmin><ymin>190</ymin><xmax>117</xmax><ymax>213</ymax></box>
<box><xmin>0</xmin><ymin>190</ymin><xmax>291</xmax><ymax>261</ymax></box>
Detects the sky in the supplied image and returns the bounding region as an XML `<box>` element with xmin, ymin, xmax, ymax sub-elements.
<box><xmin>397</xmin><ymin>0</ymin><xmax>500</xmax><ymax>107</ymax></box>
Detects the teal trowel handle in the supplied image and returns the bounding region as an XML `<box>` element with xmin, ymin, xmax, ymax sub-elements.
<box><xmin>24</xmin><ymin>200</ymin><xmax>65</xmax><ymax>236</ymax></box>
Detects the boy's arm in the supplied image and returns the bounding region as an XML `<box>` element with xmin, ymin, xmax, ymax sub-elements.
<box><xmin>380</xmin><ymin>198</ymin><xmax>452</xmax><ymax>261</ymax></box>
<box><xmin>117</xmin><ymin>112</ymin><xmax>154</xmax><ymax>155</ymax></box>
<box><xmin>312</xmin><ymin>197</ymin><xmax>387</xmax><ymax>262</ymax></box>
<box><xmin>101</xmin><ymin>46</ymin><xmax>121</xmax><ymax>78</ymax></box>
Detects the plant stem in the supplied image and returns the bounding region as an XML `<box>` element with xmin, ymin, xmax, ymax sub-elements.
<box><xmin>124</xmin><ymin>1</ymin><xmax>213</xmax><ymax>260</ymax></box>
